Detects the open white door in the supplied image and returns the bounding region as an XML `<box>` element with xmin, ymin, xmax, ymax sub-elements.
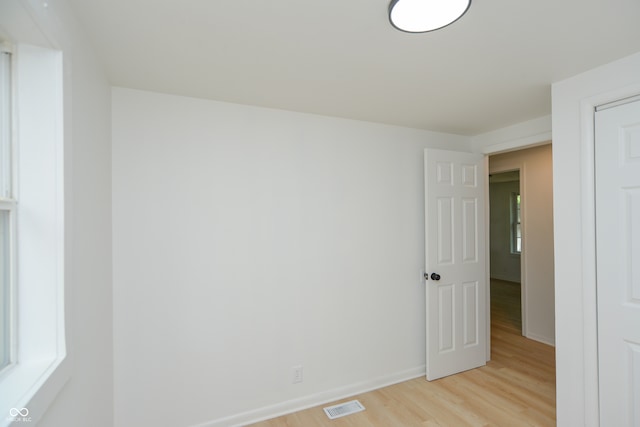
<box><xmin>595</xmin><ymin>99</ymin><xmax>640</xmax><ymax>426</ymax></box>
<box><xmin>424</xmin><ymin>149</ymin><xmax>487</xmax><ymax>381</ymax></box>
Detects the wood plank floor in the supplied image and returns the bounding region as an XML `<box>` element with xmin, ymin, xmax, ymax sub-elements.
<box><xmin>248</xmin><ymin>279</ymin><xmax>555</xmax><ymax>426</ymax></box>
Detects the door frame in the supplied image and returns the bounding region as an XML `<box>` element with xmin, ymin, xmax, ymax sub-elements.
<box><xmin>552</xmin><ymin>53</ymin><xmax>640</xmax><ymax>426</ymax></box>
<box><xmin>481</xmin><ymin>144</ymin><xmax>548</xmax><ymax>363</ymax></box>
<box><xmin>573</xmin><ymin>91</ymin><xmax>640</xmax><ymax>425</ymax></box>
<box><xmin>593</xmin><ymin>96</ymin><xmax>640</xmax><ymax>426</ymax></box>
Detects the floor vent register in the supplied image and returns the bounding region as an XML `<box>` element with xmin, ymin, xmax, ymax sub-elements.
<box><xmin>323</xmin><ymin>399</ymin><xmax>365</xmax><ymax>420</ymax></box>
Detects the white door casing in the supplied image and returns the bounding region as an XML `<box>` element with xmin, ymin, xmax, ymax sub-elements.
<box><xmin>595</xmin><ymin>99</ymin><xmax>640</xmax><ymax>426</ymax></box>
<box><xmin>424</xmin><ymin>149</ymin><xmax>487</xmax><ymax>381</ymax></box>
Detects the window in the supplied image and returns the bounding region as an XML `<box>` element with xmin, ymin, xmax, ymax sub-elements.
<box><xmin>0</xmin><ymin>41</ymin><xmax>67</xmax><ymax>423</ymax></box>
<box><xmin>0</xmin><ymin>46</ymin><xmax>13</xmax><ymax>372</ymax></box>
<box><xmin>511</xmin><ymin>192</ymin><xmax>521</xmax><ymax>253</ymax></box>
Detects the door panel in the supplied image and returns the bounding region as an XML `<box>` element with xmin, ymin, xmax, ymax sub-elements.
<box><xmin>437</xmin><ymin>197</ymin><xmax>454</xmax><ymax>264</ymax></box>
<box><xmin>425</xmin><ymin>149</ymin><xmax>486</xmax><ymax>381</ymax></box>
<box><xmin>595</xmin><ymin>99</ymin><xmax>640</xmax><ymax>426</ymax></box>
<box><xmin>462</xmin><ymin>198</ymin><xmax>478</xmax><ymax>263</ymax></box>
<box><xmin>438</xmin><ymin>284</ymin><xmax>454</xmax><ymax>352</ymax></box>
<box><xmin>463</xmin><ymin>281</ymin><xmax>479</xmax><ymax>346</ymax></box>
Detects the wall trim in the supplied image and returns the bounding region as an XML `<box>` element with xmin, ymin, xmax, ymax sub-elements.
<box><xmin>479</xmin><ymin>132</ymin><xmax>551</xmax><ymax>155</ymax></box>
<box><xmin>194</xmin><ymin>366</ymin><xmax>426</xmax><ymax>427</ymax></box>
<box><xmin>471</xmin><ymin>115</ymin><xmax>551</xmax><ymax>155</ymax></box>
<box><xmin>525</xmin><ymin>332</ymin><xmax>556</xmax><ymax>347</ymax></box>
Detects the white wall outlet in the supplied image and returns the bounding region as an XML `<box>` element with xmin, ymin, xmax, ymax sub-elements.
<box><xmin>292</xmin><ymin>365</ymin><xmax>303</xmax><ymax>384</ymax></box>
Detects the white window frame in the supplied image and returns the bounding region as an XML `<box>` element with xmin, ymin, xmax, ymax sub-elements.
<box><xmin>0</xmin><ymin>41</ymin><xmax>67</xmax><ymax>426</ymax></box>
<box><xmin>0</xmin><ymin>43</ymin><xmax>17</xmax><ymax>375</ymax></box>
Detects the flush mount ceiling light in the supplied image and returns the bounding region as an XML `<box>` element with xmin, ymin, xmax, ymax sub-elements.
<box><xmin>388</xmin><ymin>0</ymin><xmax>471</xmax><ymax>33</ymax></box>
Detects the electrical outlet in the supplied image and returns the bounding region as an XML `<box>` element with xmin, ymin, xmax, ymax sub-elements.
<box><xmin>292</xmin><ymin>365</ymin><xmax>303</xmax><ymax>384</ymax></box>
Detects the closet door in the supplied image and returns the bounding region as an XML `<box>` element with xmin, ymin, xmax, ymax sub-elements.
<box><xmin>595</xmin><ymin>99</ymin><xmax>640</xmax><ymax>426</ymax></box>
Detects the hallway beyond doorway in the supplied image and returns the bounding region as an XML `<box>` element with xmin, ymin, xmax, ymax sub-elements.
<box><xmin>491</xmin><ymin>278</ymin><xmax>522</xmax><ymax>335</ymax></box>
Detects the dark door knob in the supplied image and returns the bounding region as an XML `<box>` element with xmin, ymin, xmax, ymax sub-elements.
<box><xmin>430</xmin><ymin>273</ymin><xmax>441</xmax><ymax>281</ymax></box>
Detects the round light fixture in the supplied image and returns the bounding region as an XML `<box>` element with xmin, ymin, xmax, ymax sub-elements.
<box><xmin>388</xmin><ymin>0</ymin><xmax>471</xmax><ymax>33</ymax></box>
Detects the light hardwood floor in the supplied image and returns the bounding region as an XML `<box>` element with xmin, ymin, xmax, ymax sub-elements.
<box><xmin>249</xmin><ymin>279</ymin><xmax>555</xmax><ymax>426</ymax></box>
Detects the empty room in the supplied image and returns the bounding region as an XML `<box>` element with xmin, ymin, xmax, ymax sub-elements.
<box><xmin>1</xmin><ymin>1</ymin><xmax>640</xmax><ymax>426</ymax></box>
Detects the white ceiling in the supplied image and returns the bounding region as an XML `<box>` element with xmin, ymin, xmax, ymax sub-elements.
<box><xmin>67</xmin><ymin>0</ymin><xmax>640</xmax><ymax>135</ymax></box>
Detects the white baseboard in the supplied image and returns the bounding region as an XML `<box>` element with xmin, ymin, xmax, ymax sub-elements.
<box><xmin>525</xmin><ymin>331</ymin><xmax>555</xmax><ymax>347</ymax></box>
<box><xmin>194</xmin><ymin>365</ymin><xmax>426</xmax><ymax>427</ymax></box>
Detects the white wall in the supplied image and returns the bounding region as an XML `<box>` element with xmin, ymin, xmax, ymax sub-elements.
<box><xmin>489</xmin><ymin>145</ymin><xmax>555</xmax><ymax>345</ymax></box>
<box><xmin>112</xmin><ymin>87</ymin><xmax>469</xmax><ymax>427</ymax></box>
<box><xmin>489</xmin><ymin>179</ymin><xmax>521</xmax><ymax>282</ymax></box>
<box><xmin>0</xmin><ymin>1</ymin><xmax>113</xmax><ymax>426</ymax></box>
<box><xmin>552</xmin><ymin>51</ymin><xmax>640</xmax><ymax>427</ymax></box>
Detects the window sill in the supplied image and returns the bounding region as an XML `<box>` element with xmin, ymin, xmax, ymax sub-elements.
<box><xmin>0</xmin><ymin>355</ymin><xmax>69</xmax><ymax>426</ymax></box>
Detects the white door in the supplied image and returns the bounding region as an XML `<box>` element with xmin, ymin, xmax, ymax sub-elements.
<box><xmin>595</xmin><ymin>99</ymin><xmax>640</xmax><ymax>426</ymax></box>
<box><xmin>424</xmin><ymin>149</ymin><xmax>487</xmax><ymax>380</ymax></box>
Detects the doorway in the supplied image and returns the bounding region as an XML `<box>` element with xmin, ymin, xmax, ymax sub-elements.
<box><xmin>488</xmin><ymin>144</ymin><xmax>555</xmax><ymax>347</ymax></box>
<box><xmin>489</xmin><ymin>170</ymin><xmax>523</xmax><ymax>335</ymax></box>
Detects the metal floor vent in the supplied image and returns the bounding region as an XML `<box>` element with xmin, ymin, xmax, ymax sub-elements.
<box><xmin>323</xmin><ymin>399</ymin><xmax>365</xmax><ymax>420</ymax></box>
